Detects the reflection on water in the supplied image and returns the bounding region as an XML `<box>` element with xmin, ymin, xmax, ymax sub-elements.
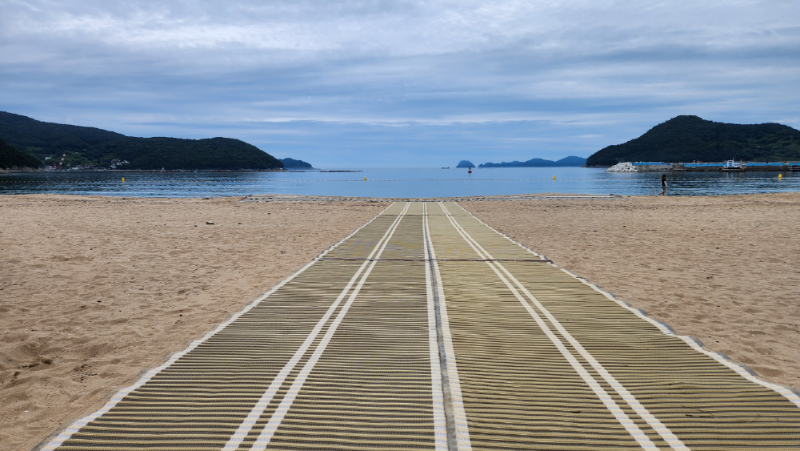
<box><xmin>1</xmin><ymin>168</ymin><xmax>798</xmax><ymax>198</ymax></box>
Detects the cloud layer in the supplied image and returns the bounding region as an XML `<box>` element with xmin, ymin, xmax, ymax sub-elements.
<box><xmin>3</xmin><ymin>0</ymin><xmax>799</xmax><ymax>166</ymax></box>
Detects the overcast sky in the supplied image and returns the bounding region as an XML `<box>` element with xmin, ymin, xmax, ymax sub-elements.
<box><xmin>2</xmin><ymin>1</ymin><xmax>799</xmax><ymax>167</ymax></box>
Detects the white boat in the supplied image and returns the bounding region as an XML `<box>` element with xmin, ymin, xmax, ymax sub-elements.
<box><xmin>720</xmin><ymin>160</ymin><xmax>745</xmax><ymax>171</ymax></box>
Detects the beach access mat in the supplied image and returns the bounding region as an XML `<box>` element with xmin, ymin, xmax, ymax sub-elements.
<box><xmin>41</xmin><ymin>202</ymin><xmax>800</xmax><ymax>450</ymax></box>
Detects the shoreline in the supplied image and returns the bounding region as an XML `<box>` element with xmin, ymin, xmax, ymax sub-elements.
<box><xmin>3</xmin><ymin>166</ymin><xmax>798</xmax><ymax>174</ymax></box>
<box><xmin>2</xmin><ymin>190</ymin><xmax>798</xmax><ymax>199</ymax></box>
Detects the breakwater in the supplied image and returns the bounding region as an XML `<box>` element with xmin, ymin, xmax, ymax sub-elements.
<box><xmin>634</xmin><ymin>162</ymin><xmax>799</xmax><ymax>172</ymax></box>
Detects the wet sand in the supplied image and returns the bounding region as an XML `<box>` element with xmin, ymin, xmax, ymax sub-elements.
<box><xmin>2</xmin><ymin>193</ymin><xmax>799</xmax><ymax>450</ymax></box>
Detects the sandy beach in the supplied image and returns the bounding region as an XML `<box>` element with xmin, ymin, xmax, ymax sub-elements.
<box><xmin>0</xmin><ymin>195</ymin><xmax>387</xmax><ymax>451</ymax></box>
<box><xmin>2</xmin><ymin>193</ymin><xmax>799</xmax><ymax>450</ymax></box>
<box><xmin>464</xmin><ymin>193</ymin><xmax>800</xmax><ymax>389</ymax></box>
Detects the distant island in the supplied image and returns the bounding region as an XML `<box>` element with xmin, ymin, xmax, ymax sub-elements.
<box><xmin>456</xmin><ymin>160</ymin><xmax>475</xmax><ymax>168</ymax></box>
<box><xmin>280</xmin><ymin>157</ymin><xmax>313</xmax><ymax>169</ymax></box>
<box><xmin>0</xmin><ymin>111</ymin><xmax>284</xmax><ymax>171</ymax></box>
<box><xmin>0</xmin><ymin>138</ymin><xmax>43</xmax><ymax>172</ymax></box>
<box><xmin>586</xmin><ymin>115</ymin><xmax>800</xmax><ymax>166</ymax></box>
<box><xmin>479</xmin><ymin>156</ymin><xmax>586</xmax><ymax>168</ymax></box>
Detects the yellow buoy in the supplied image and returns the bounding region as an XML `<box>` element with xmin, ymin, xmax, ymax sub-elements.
<box><xmin>364</xmin><ymin>177</ymin><xmax>367</xmax><ymax>181</ymax></box>
<box><xmin>553</xmin><ymin>175</ymin><xmax>556</xmax><ymax>180</ymax></box>
<box><xmin>778</xmin><ymin>174</ymin><xmax>782</xmax><ymax>179</ymax></box>
<box><xmin>122</xmin><ymin>177</ymin><xmax>125</xmax><ymax>182</ymax></box>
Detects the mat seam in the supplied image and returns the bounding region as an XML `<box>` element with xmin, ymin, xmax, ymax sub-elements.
<box><xmin>422</xmin><ymin>203</ymin><xmax>452</xmax><ymax>451</ymax></box>
<box><xmin>425</xmin><ymin>204</ymin><xmax>474</xmax><ymax>451</ymax></box>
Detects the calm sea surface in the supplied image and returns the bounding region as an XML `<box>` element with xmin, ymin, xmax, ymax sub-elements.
<box><xmin>1</xmin><ymin>167</ymin><xmax>798</xmax><ymax>198</ymax></box>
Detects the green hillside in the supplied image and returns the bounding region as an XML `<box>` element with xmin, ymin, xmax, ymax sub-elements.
<box><xmin>0</xmin><ymin>111</ymin><xmax>283</xmax><ymax>170</ymax></box>
<box><xmin>0</xmin><ymin>138</ymin><xmax>42</xmax><ymax>170</ymax></box>
<box><xmin>586</xmin><ymin>115</ymin><xmax>800</xmax><ymax>166</ymax></box>
<box><xmin>479</xmin><ymin>156</ymin><xmax>586</xmax><ymax>168</ymax></box>
<box><xmin>280</xmin><ymin>157</ymin><xmax>313</xmax><ymax>169</ymax></box>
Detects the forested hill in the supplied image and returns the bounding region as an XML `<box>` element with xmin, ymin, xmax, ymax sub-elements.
<box><xmin>280</xmin><ymin>157</ymin><xmax>313</xmax><ymax>169</ymax></box>
<box><xmin>586</xmin><ymin>115</ymin><xmax>800</xmax><ymax>166</ymax></box>
<box><xmin>479</xmin><ymin>156</ymin><xmax>586</xmax><ymax>168</ymax></box>
<box><xmin>0</xmin><ymin>138</ymin><xmax>42</xmax><ymax>170</ymax></box>
<box><xmin>0</xmin><ymin>111</ymin><xmax>283</xmax><ymax>170</ymax></box>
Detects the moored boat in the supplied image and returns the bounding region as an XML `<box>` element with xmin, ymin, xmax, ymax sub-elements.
<box><xmin>720</xmin><ymin>159</ymin><xmax>745</xmax><ymax>171</ymax></box>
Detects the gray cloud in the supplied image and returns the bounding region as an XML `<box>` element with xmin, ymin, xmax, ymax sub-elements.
<box><xmin>2</xmin><ymin>0</ymin><xmax>800</xmax><ymax>166</ymax></box>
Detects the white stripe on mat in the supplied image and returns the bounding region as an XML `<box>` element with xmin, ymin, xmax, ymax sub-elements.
<box><xmin>453</xmin><ymin>202</ymin><xmax>800</xmax><ymax>411</ymax></box>
<box><xmin>438</xmin><ymin>202</ymin><xmax>686</xmax><ymax>451</ymax></box>
<box><xmin>424</xmin><ymin>203</ymin><xmax>473</xmax><ymax>451</ymax></box>
<box><xmin>245</xmin><ymin>202</ymin><xmax>410</xmax><ymax>451</ymax></box>
<box><xmin>222</xmin><ymin>202</ymin><xmax>411</xmax><ymax>450</ymax></box>
<box><xmin>422</xmin><ymin>203</ymin><xmax>452</xmax><ymax>451</ymax></box>
<box><xmin>39</xmin><ymin>203</ymin><xmax>397</xmax><ymax>451</ymax></box>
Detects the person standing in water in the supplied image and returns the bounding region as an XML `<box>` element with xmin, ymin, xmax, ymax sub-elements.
<box><xmin>658</xmin><ymin>174</ymin><xmax>667</xmax><ymax>196</ymax></box>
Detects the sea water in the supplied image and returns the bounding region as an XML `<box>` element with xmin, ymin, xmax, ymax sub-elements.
<box><xmin>1</xmin><ymin>167</ymin><xmax>798</xmax><ymax>198</ymax></box>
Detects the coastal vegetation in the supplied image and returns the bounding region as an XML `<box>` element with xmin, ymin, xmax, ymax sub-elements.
<box><xmin>479</xmin><ymin>156</ymin><xmax>586</xmax><ymax>168</ymax></box>
<box><xmin>586</xmin><ymin>115</ymin><xmax>800</xmax><ymax>166</ymax></box>
<box><xmin>280</xmin><ymin>157</ymin><xmax>313</xmax><ymax>169</ymax></box>
<box><xmin>456</xmin><ymin>160</ymin><xmax>475</xmax><ymax>168</ymax></box>
<box><xmin>0</xmin><ymin>111</ymin><xmax>283</xmax><ymax>170</ymax></box>
<box><xmin>0</xmin><ymin>138</ymin><xmax>42</xmax><ymax>170</ymax></box>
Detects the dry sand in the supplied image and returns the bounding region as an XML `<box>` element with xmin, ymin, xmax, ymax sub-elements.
<box><xmin>2</xmin><ymin>193</ymin><xmax>799</xmax><ymax>450</ymax></box>
<box><xmin>463</xmin><ymin>193</ymin><xmax>800</xmax><ymax>391</ymax></box>
<box><xmin>0</xmin><ymin>195</ymin><xmax>387</xmax><ymax>451</ymax></box>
